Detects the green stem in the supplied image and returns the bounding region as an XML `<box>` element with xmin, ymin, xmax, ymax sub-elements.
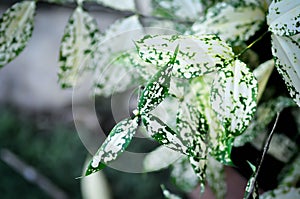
<box><xmin>236</xmin><ymin>31</ymin><xmax>269</xmax><ymax>59</ymax></box>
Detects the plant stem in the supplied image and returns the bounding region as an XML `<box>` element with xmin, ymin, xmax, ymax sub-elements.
<box><xmin>236</xmin><ymin>31</ymin><xmax>269</xmax><ymax>59</ymax></box>
<box><xmin>244</xmin><ymin>112</ymin><xmax>280</xmax><ymax>199</ymax></box>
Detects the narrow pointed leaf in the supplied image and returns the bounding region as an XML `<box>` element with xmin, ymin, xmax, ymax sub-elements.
<box><xmin>142</xmin><ymin>114</ymin><xmax>188</xmax><ymax>155</ymax></box>
<box><xmin>191</xmin><ymin>0</ymin><xmax>265</xmax><ymax>45</ymax></box>
<box><xmin>143</xmin><ymin>145</ymin><xmax>182</xmax><ymax>172</ymax></box>
<box><xmin>0</xmin><ymin>1</ymin><xmax>36</xmax><ymax>67</ymax></box>
<box><xmin>244</xmin><ymin>162</ymin><xmax>259</xmax><ymax>199</ymax></box>
<box><xmin>260</xmin><ymin>187</ymin><xmax>300</xmax><ymax>199</ymax></box>
<box><xmin>267</xmin><ymin>0</ymin><xmax>300</xmax><ymax>36</ymax></box>
<box><xmin>58</xmin><ymin>6</ymin><xmax>101</xmax><ymax>88</ymax></box>
<box><xmin>171</xmin><ymin>157</ymin><xmax>199</xmax><ymax>192</ymax></box>
<box><xmin>138</xmin><ymin>47</ymin><xmax>178</xmax><ymax>114</ymax></box>
<box><xmin>85</xmin><ymin>117</ymin><xmax>138</xmax><ymax>175</ymax></box>
<box><xmin>135</xmin><ymin>34</ymin><xmax>234</xmax><ymax>79</ymax></box>
<box><xmin>211</xmin><ymin>59</ymin><xmax>258</xmax><ymax>136</ymax></box>
<box><xmin>271</xmin><ymin>34</ymin><xmax>300</xmax><ymax>107</ymax></box>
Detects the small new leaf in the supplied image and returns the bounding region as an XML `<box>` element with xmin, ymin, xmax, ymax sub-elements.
<box><xmin>85</xmin><ymin>117</ymin><xmax>138</xmax><ymax>176</ymax></box>
<box><xmin>267</xmin><ymin>0</ymin><xmax>300</xmax><ymax>36</ymax></box>
<box><xmin>211</xmin><ymin>59</ymin><xmax>258</xmax><ymax>135</ymax></box>
<box><xmin>58</xmin><ymin>6</ymin><xmax>100</xmax><ymax>88</ymax></box>
<box><xmin>0</xmin><ymin>1</ymin><xmax>36</xmax><ymax>68</ymax></box>
<box><xmin>135</xmin><ymin>34</ymin><xmax>234</xmax><ymax>79</ymax></box>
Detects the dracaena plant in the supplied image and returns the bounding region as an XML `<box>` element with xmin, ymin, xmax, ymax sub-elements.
<box><xmin>0</xmin><ymin>0</ymin><xmax>299</xmax><ymax>198</ymax></box>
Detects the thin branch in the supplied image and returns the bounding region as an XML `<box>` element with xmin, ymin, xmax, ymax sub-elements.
<box><xmin>244</xmin><ymin>112</ymin><xmax>281</xmax><ymax>199</ymax></box>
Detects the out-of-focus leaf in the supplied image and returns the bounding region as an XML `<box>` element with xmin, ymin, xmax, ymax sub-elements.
<box><xmin>0</xmin><ymin>1</ymin><xmax>36</xmax><ymax>68</ymax></box>
<box><xmin>211</xmin><ymin>59</ymin><xmax>258</xmax><ymax>136</ymax></box>
<box><xmin>58</xmin><ymin>6</ymin><xmax>100</xmax><ymax>88</ymax></box>
<box><xmin>191</xmin><ymin>0</ymin><xmax>265</xmax><ymax>45</ymax></box>
<box><xmin>161</xmin><ymin>185</ymin><xmax>182</xmax><ymax>199</ymax></box>
<box><xmin>151</xmin><ymin>0</ymin><xmax>204</xmax><ymax>21</ymax></box>
<box><xmin>253</xmin><ymin>59</ymin><xmax>275</xmax><ymax>101</ymax></box>
<box><xmin>267</xmin><ymin>0</ymin><xmax>300</xmax><ymax>36</ymax></box>
<box><xmin>271</xmin><ymin>34</ymin><xmax>300</xmax><ymax>107</ymax></box>
<box><xmin>143</xmin><ymin>145</ymin><xmax>182</xmax><ymax>172</ymax></box>
<box><xmin>188</xmin><ymin>156</ymin><xmax>207</xmax><ymax>192</ymax></box>
<box><xmin>135</xmin><ymin>34</ymin><xmax>234</xmax><ymax>79</ymax></box>
<box><xmin>171</xmin><ymin>157</ymin><xmax>199</xmax><ymax>192</ymax></box>
<box><xmin>142</xmin><ymin>114</ymin><xmax>188</xmax><ymax>155</ymax></box>
<box><xmin>138</xmin><ymin>46</ymin><xmax>178</xmax><ymax>114</ymax></box>
<box><xmin>279</xmin><ymin>154</ymin><xmax>300</xmax><ymax>187</ymax></box>
<box><xmin>260</xmin><ymin>187</ymin><xmax>300</xmax><ymax>199</ymax></box>
<box><xmin>88</xmin><ymin>0</ymin><xmax>136</xmax><ymax>11</ymax></box>
<box><xmin>85</xmin><ymin>117</ymin><xmax>138</xmax><ymax>175</ymax></box>
<box><xmin>206</xmin><ymin>156</ymin><xmax>226</xmax><ymax>199</ymax></box>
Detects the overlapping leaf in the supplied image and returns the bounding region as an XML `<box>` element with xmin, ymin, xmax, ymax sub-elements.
<box><xmin>86</xmin><ymin>0</ymin><xmax>135</xmax><ymax>11</ymax></box>
<box><xmin>142</xmin><ymin>114</ymin><xmax>188</xmax><ymax>155</ymax></box>
<box><xmin>58</xmin><ymin>6</ymin><xmax>100</xmax><ymax>88</ymax></box>
<box><xmin>260</xmin><ymin>187</ymin><xmax>300</xmax><ymax>199</ymax></box>
<box><xmin>271</xmin><ymin>34</ymin><xmax>300</xmax><ymax>107</ymax></box>
<box><xmin>135</xmin><ymin>34</ymin><xmax>234</xmax><ymax>79</ymax></box>
<box><xmin>143</xmin><ymin>145</ymin><xmax>182</xmax><ymax>172</ymax></box>
<box><xmin>188</xmin><ymin>156</ymin><xmax>207</xmax><ymax>192</ymax></box>
<box><xmin>191</xmin><ymin>0</ymin><xmax>265</xmax><ymax>45</ymax></box>
<box><xmin>211</xmin><ymin>59</ymin><xmax>258</xmax><ymax>136</ymax></box>
<box><xmin>267</xmin><ymin>0</ymin><xmax>300</xmax><ymax>36</ymax></box>
<box><xmin>0</xmin><ymin>1</ymin><xmax>36</xmax><ymax>68</ymax></box>
<box><xmin>85</xmin><ymin>117</ymin><xmax>138</xmax><ymax>175</ymax></box>
<box><xmin>151</xmin><ymin>0</ymin><xmax>204</xmax><ymax>21</ymax></box>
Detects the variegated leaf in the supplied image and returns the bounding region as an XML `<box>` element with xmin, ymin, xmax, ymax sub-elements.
<box><xmin>188</xmin><ymin>156</ymin><xmax>207</xmax><ymax>192</ymax></box>
<box><xmin>191</xmin><ymin>0</ymin><xmax>265</xmax><ymax>45</ymax></box>
<box><xmin>143</xmin><ymin>145</ymin><xmax>182</xmax><ymax>172</ymax></box>
<box><xmin>206</xmin><ymin>156</ymin><xmax>226</xmax><ymax>199</ymax></box>
<box><xmin>176</xmin><ymin>100</ymin><xmax>208</xmax><ymax>159</ymax></box>
<box><xmin>0</xmin><ymin>1</ymin><xmax>36</xmax><ymax>68</ymax></box>
<box><xmin>234</xmin><ymin>96</ymin><xmax>296</xmax><ymax>147</ymax></box>
<box><xmin>253</xmin><ymin>59</ymin><xmax>275</xmax><ymax>101</ymax></box>
<box><xmin>138</xmin><ymin>46</ymin><xmax>178</xmax><ymax>114</ymax></box>
<box><xmin>171</xmin><ymin>157</ymin><xmax>199</xmax><ymax>192</ymax></box>
<box><xmin>135</xmin><ymin>34</ymin><xmax>234</xmax><ymax>79</ymax></box>
<box><xmin>161</xmin><ymin>185</ymin><xmax>182</xmax><ymax>199</ymax></box>
<box><xmin>244</xmin><ymin>162</ymin><xmax>259</xmax><ymax>199</ymax></box>
<box><xmin>271</xmin><ymin>34</ymin><xmax>300</xmax><ymax>107</ymax></box>
<box><xmin>85</xmin><ymin>117</ymin><xmax>138</xmax><ymax>175</ymax></box>
<box><xmin>142</xmin><ymin>114</ymin><xmax>188</xmax><ymax>155</ymax></box>
<box><xmin>267</xmin><ymin>0</ymin><xmax>300</xmax><ymax>36</ymax></box>
<box><xmin>279</xmin><ymin>154</ymin><xmax>300</xmax><ymax>187</ymax></box>
<box><xmin>211</xmin><ymin>59</ymin><xmax>258</xmax><ymax>136</ymax></box>
<box><xmin>58</xmin><ymin>6</ymin><xmax>100</xmax><ymax>88</ymax></box>
<box><xmin>260</xmin><ymin>187</ymin><xmax>300</xmax><ymax>199</ymax></box>
<box><xmin>151</xmin><ymin>0</ymin><xmax>204</xmax><ymax>21</ymax></box>
<box><xmin>88</xmin><ymin>0</ymin><xmax>136</xmax><ymax>11</ymax></box>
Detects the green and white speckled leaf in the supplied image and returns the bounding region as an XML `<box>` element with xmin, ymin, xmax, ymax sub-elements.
<box><xmin>58</xmin><ymin>6</ymin><xmax>100</xmax><ymax>88</ymax></box>
<box><xmin>271</xmin><ymin>34</ymin><xmax>300</xmax><ymax>107</ymax></box>
<box><xmin>206</xmin><ymin>156</ymin><xmax>226</xmax><ymax>199</ymax></box>
<box><xmin>135</xmin><ymin>34</ymin><xmax>234</xmax><ymax>79</ymax></box>
<box><xmin>85</xmin><ymin>117</ymin><xmax>138</xmax><ymax>176</ymax></box>
<box><xmin>142</xmin><ymin>114</ymin><xmax>188</xmax><ymax>155</ymax></box>
<box><xmin>0</xmin><ymin>1</ymin><xmax>36</xmax><ymax>68</ymax></box>
<box><xmin>191</xmin><ymin>0</ymin><xmax>265</xmax><ymax>45</ymax></box>
<box><xmin>143</xmin><ymin>145</ymin><xmax>182</xmax><ymax>172</ymax></box>
<box><xmin>161</xmin><ymin>185</ymin><xmax>182</xmax><ymax>199</ymax></box>
<box><xmin>171</xmin><ymin>157</ymin><xmax>199</xmax><ymax>192</ymax></box>
<box><xmin>234</xmin><ymin>96</ymin><xmax>296</xmax><ymax>147</ymax></box>
<box><xmin>253</xmin><ymin>59</ymin><xmax>275</xmax><ymax>101</ymax></box>
<box><xmin>279</xmin><ymin>154</ymin><xmax>300</xmax><ymax>187</ymax></box>
<box><xmin>138</xmin><ymin>47</ymin><xmax>178</xmax><ymax>114</ymax></box>
<box><xmin>88</xmin><ymin>0</ymin><xmax>135</xmax><ymax>11</ymax></box>
<box><xmin>151</xmin><ymin>0</ymin><xmax>204</xmax><ymax>21</ymax></box>
<box><xmin>188</xmin><ymin>156</ymin><xmax>207</xmax><ymax>192</ymax></box>
<box><xmin>260</xmin><ymin>187</ymin><xmax>300</xmax><ymax>199</ymax></box>
<box><xmin>211</xmin><ymin>59</ymin><xmax>258</xmax><ymax>136</ymax></box>
<box><xmin>267</xmin><ymin>0</ymin><xmax>300</xmax><ymax>36</ymax></box>
<box><xmin>244</xmin><ymin>163</ymin><xmax>259</xmax><ymax>199</ymax></box>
